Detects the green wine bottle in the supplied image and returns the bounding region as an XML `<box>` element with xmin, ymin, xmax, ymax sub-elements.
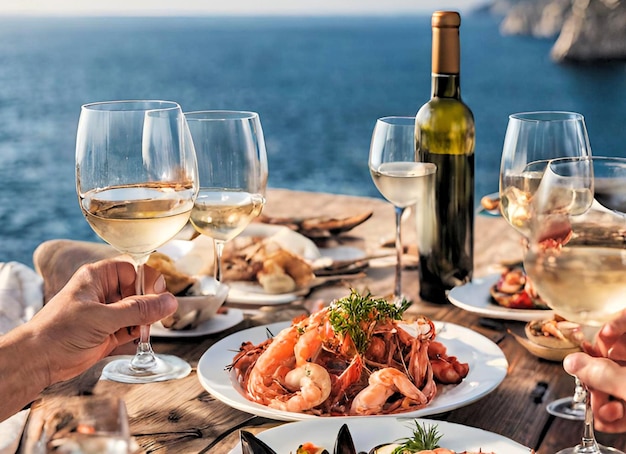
<box><xmin>415</xmin><ymin>11</ymin><xmax>475</xmax><ymax>304</ymax></box>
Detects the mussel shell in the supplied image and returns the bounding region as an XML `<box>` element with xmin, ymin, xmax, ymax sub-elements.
<box><xmin>334</xmin><ymin>423</ymin><xmax>357</xmax><ymax>454</ymax></box>
<box><xmin>240</xmin><ymin>430</ymin><xmax>277</xmax><ymax>454</ymax></box>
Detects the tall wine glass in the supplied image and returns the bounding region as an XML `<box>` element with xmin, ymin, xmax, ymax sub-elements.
<box><xmin>524</xmin><ymin>156</ymin><xmax>626</xmax><ymax>454</ymax></box>
<box><xmin>499</xmin><ymin>111</ymin><xmax>591</xmax><ymax>420</ymax></box>
<box><xmin>76</xmin><ymin>100</ymin><xmax>198</xmax><ymax>383</ymax></box>
<box><xmin>185</xmin><ymin>111</ymin><xmax>268</xmax><ymax>283</ymax></box>
<box><xmin>369</xmin><ymin>116</ymin><xmax>437</xmax><ymax>301</ymax></box>
<box><xmin>500</xmin><ymin>111</ymin><xmax>592</xmax><ymax>239</ymax></box>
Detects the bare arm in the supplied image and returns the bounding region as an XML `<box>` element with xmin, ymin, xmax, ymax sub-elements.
<box><xmin>0</xmin><ymin>259</ymin><xmax>177</xmax><ymax>422</ymax></box>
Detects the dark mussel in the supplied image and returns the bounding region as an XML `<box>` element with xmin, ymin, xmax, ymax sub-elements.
<box><xmin>334</xmin><ymin>423</ymin><xmax>357</xmax><ymax>454</ymax></box>
<box><xmin>240</xmin><ymin>430</ymin><xmax>277</xmax><ymax>454</ymax></box>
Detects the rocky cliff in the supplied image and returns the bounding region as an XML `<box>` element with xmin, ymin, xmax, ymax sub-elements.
<box><xmin>488</xmin><ymin>0</ymin><xmax>626</xmax><ymax>62</ymax></box>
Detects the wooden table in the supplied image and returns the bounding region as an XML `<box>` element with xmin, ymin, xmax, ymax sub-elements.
<box><xmin>33</xmin><ymin>189</ymin><xmax>626</xmax><ymax>454</ymax></box>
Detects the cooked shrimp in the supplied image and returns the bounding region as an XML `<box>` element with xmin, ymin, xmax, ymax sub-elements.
<box><xmin>350</xmin><ymin>367</ymin><xmax>428</xmax><ymax>415</ymax></box>
<box><xmin>246</xmin><ymin>325</ymin><xmax>299</xmax><ymax>403</ymax></box>
<box><xmin>398</xmin><ymin>316</ymin><xmax>436</xmax><ymax>400</ymax></box>
<box><xmin>268</xmin><ymin>362</ymin><xmax>332</xmax><ymax>412</ymax></box>
<box><xmin>294</xmin><ymin>323</ymin><xmax>323</xmax><ymax>366</ymax></box>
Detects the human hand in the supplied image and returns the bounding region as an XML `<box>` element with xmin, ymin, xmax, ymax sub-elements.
<box><xmin>24</xmin><ymin>259</ymin><xmax>177</xmax><ymax>385</ymax></box>
<box><xmin>589</xmin><ymin>309</ymin><xmax>626</xmax><ymax>365</ymax></box>
<box><xmin>564</xmin><ymin>352</ymin><xmax>626</xmax><ymax>433</ymax></box>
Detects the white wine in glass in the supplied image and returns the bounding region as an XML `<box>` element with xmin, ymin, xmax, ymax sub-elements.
<box><xmin>185</xmin><ymin>111</ymin><xmax>268</xmax><ymax>282</ymax></box>
<box><xmin>369</xmin><ymin>116</ymin><xmax>436</xmax><ymax>301</ymax></box>
<box><xmin>524</xmin><ymin>156</ymin><xmax>626</xmax><ymax>454</ymax></box>
<box><xmin>76</xmin><ymin>100</ymin><xmax>198</xmax><ymax>384</ymax></box>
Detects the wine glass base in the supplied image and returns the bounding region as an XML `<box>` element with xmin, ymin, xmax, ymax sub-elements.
<box><xmin>101</xmin><ymin>354</ymin><xmax>192</xmax><ymax>384</ymax></box>
<box><xmin>556</xmin><ymin>445</ymin><xmax>625</xmax><ymax>454</ymax></box>
<box><xmin>547</xmin><ymin>396</ymin><xmax>585</xmax><ymax>421</ymax></box>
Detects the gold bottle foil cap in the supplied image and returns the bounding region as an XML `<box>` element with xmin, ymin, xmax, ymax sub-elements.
<box><xmin>432</xmin><ymin>11</ymin><xmax>461</xmax><ymax>28</ymax></box>
<box><xmin>431</xmin><ymin>11</ymin><xmax>460</xmax><ymax>75</ymax></box>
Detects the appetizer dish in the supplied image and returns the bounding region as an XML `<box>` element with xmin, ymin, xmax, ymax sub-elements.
<box><xmin>508</xmin><ymin>316</ymin><xmax>582</xmax><ymax>362</ymax></box>
<box><xmin>525</xmin><ymin>317</ymin><xmax>582</xmax><ymax>350</ymax></box>
<box><xmin>221</xmin><ymin>230</ymin><xmax>317</xmax><ymax>294</ymax></box>
<box><xmin>146</xmin><ymin>251</ymin><xmax>228</xmax><ymax>330</ymax></box>
<box><xmin>490</xmin><ymin>266</ymin><xmax>549</xmax><ymax>310</ymax></box>
<box><xmin>229</xmin><ymin>291</ymin><xmax>469</xmax><ymax>417</ymax></box>
<box><xmin>241</xmin><ymin>421</ymin><xmax>514</xmax><ymax>454</ymax></box>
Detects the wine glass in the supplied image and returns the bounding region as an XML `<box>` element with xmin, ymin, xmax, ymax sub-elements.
<box><xmin>76</xmin><ymin>100</ymin><xmax>198</xmax><ymax>383</ymax></box>
<box><xmin>369</xmin><ymin>116</ymin><xmax>437</xmax><ymax>301</ymax></box>
<box><xmin>500</xmin><ymin>111</ymin><xmax>592</xmax><ymax>239</ymax></box>
<box><xmin>184</xmin><ymin>111</ymin><xmax>268</xmax><ymax>283</ymax></box>
<box><xmin>524</xmin><ymin>156</ymin><xmax>626</xmax><ymax>454</ymax></box>
<box><xmin>499</xmin><ymin>111</ymin><xmax>591</xmax><ymax>420</ymax></box>
<box><xmin>23</xmin><ymin>396</ymin><xmax>132</xmax><ymax>453</ymax></box>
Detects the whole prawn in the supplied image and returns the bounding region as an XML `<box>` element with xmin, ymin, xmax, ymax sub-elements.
<box><xmin>246</xmin><ymin>325</ymin><xmax>299</xmax><ymax>404</ymax></box>
<box><xmin>246</xmin><ymin>308</ymin><xmax>329</xmax><ymax>406</ymax></box>
<box><xmin>350</xmin><ymin>367</ymin><xmax>429</xmax><ymax>415</ymax></box>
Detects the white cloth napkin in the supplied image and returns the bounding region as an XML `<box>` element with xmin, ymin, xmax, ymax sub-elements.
<box><xmin>0</xmin><ymin>410</ymin><xmax>29</xmax><ymax>454</ymax></box>
<box><xmin>0</xmin><ymin>261</ymin><xmax>43</xmax><ymax>335</ymax></box>
<box><xmin>0</xmin><ymin>262</ymin><xmax>43</xmax><ymax>453</ymax></box>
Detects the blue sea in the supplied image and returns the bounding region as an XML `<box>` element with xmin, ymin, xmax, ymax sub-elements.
<box><xmin>1</xmin><ymin>13</ymin><xmax>625</xmax><ymax>268</ymax></box>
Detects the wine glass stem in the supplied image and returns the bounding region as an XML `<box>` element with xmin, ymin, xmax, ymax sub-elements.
<box><xmin>213</xmin><ymin>239</ymin><xmax>225</xmax><ymax>283</ymax></box>
<box><xmin>578</xmin><ymin>379</ymin><xmax>601</xmax><ymax>453</ymax></box>
<box><xmin>130</xmin><ymin>262</ymin><xmax>157</xmax><ymax>371</ymax></box>
<box><xmin>394</xmin><ymin>205</ymin><xmax>405</xmax><ymax>299</ymax></box>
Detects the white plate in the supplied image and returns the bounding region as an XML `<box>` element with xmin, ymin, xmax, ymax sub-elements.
<box><xmin>229</xmin><ymin>417</ymin><xmax>532</xmax><ymax>454</ymax></box>
<box><xmin>197</xmin><ymin>320</ymin><xmax>508</xmax><ymax>421</ymax></box>
<box><xmin>448</xmin><ymin>274</ymin><xmax>553</xmax><ymax>322</ymax></box>
<box><xmin>317</xmin><ymin>246</ymin><xmax>365</xmax><ymax>262</ymax></box>
<box><xmin>226</xmin><ymin>283</ymin><xmax>308</xmax><ymax>305</ymax></box>
<box><xmin>150</xmin><ymin>308</ymin><xmax>244</xmax><ymax>338</ymax></box>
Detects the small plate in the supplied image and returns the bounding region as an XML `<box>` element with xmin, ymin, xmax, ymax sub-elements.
<box><xmin>151</xmin><ymin>308</ymin><xmax>244</xmax><ymax>338</ymax></box>
<box><xmin>448</xmin><ymin>274</ymin><xmax>553</xmax><ymax>322</ymax></box>
<box><xmin>508</xmin><ymin>328</ymin><xmax>580</xmax><ymax>362</ymax></box>
<box><xmin>477</xmin><ymin>191</ymin><xmax>501</xmax><ymax>217</ymax></box>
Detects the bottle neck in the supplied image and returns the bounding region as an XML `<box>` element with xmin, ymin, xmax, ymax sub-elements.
<box><xmin>431</xmin><ymin>73</ymin><xmax>461</xmax><ymax>99</ymax></box>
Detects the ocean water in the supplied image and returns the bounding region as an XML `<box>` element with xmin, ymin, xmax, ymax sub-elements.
<box><xmin>0</xmin><ymin>13</ymin><xmax>625</xmax><ymax>267</ymax></box>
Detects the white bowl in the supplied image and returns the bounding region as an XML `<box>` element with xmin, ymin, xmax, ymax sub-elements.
<box><xmin>163</xmin><ymin>277</ymin><xmax>229</xmax><ymax>330</ymax></box>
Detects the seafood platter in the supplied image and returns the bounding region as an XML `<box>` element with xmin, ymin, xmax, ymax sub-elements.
<box><xmin>197</xmin><ymin>290</ymin><xmax>508</xmax><ymax>421</ymax></box>
<box><xmin>235</xmin><ymin>417</ymin><xmax>533</xmax><ymax>454</ymax></box>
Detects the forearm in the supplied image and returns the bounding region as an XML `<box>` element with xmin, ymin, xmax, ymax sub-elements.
<box><xmin>0</xmin><ymin>324</ymin><xmax>51</xmax><ymax>422</ymax></box>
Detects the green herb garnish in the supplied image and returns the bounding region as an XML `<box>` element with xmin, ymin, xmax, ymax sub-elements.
<box><xmin>391</xmin><ymin>421</ymin><xmax>443</xmax><ymax>453</ymax></box>
<box><xmin>327</xmin><ymin>289</ymin><xmax>411</xmax><ymax>354</ymax></box>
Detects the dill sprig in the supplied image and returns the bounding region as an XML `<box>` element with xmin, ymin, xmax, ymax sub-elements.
<box><xmin>327</xmin><ymin>289</ymin><xmax>411</xmax><ymax>354</ymax></box>
<box><xmin>391</xmin><ymin>421</ymin><xmax>443</xmax><ymax>453</ymax></box>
